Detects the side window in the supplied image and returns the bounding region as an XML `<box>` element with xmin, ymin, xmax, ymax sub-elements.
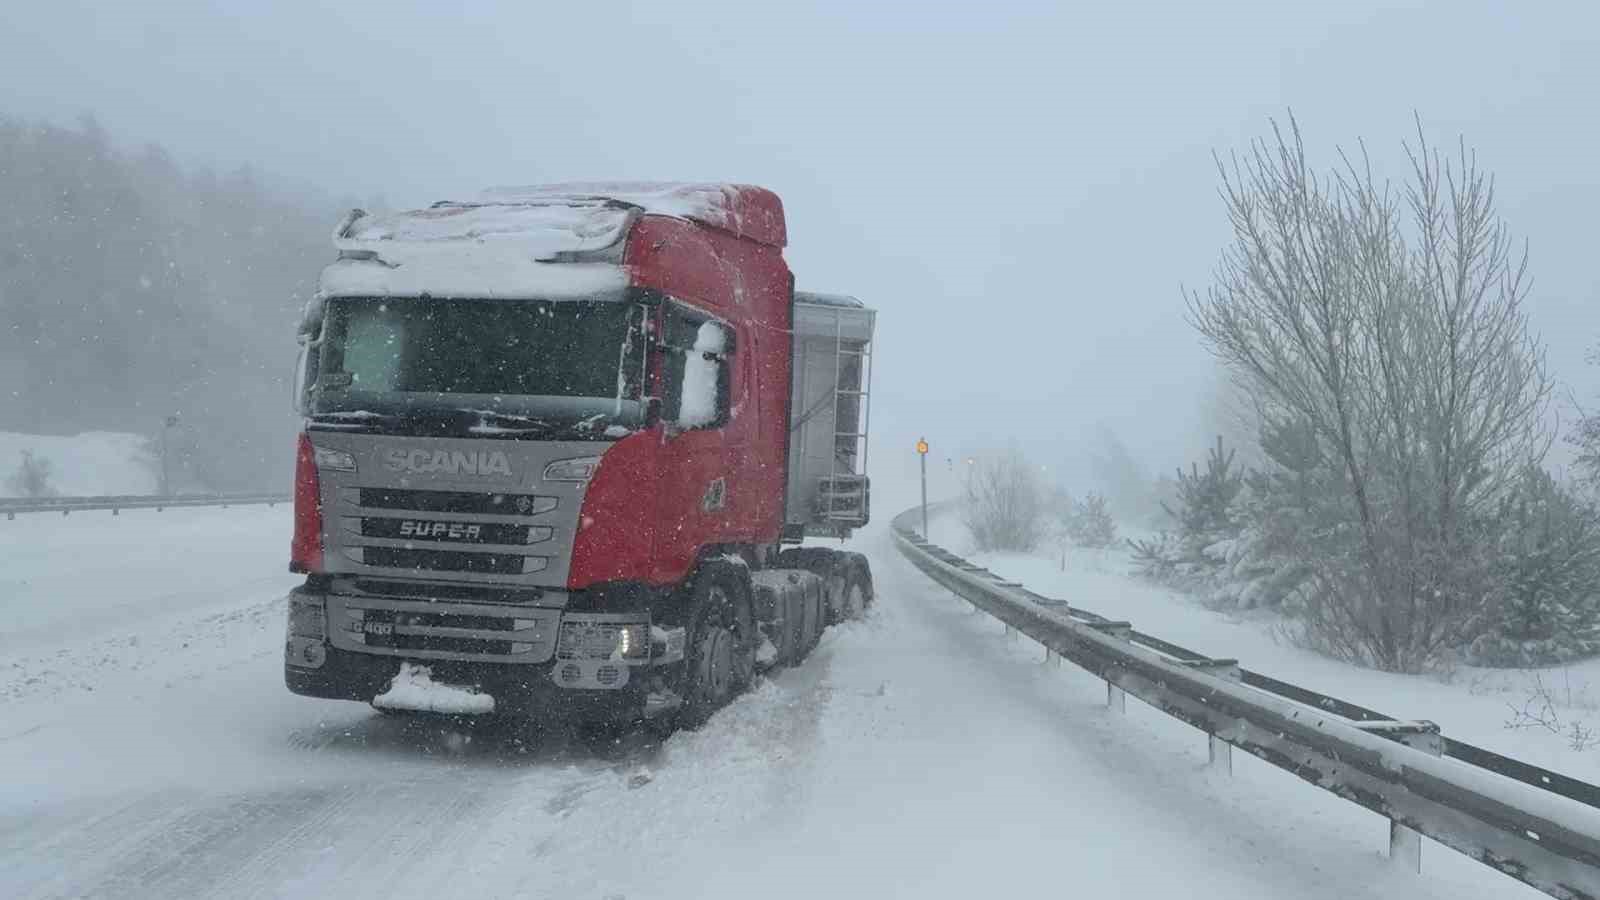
<box><xmin>662</xmin><ymin>303</ymin><xmax>733</xmax><ymax>429</ymax></box>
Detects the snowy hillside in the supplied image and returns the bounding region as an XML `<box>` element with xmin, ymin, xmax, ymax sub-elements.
<box><xmin>0</xmin><ymin>431</ymin><xmax>158</xmax><ymax>497</ymax></box>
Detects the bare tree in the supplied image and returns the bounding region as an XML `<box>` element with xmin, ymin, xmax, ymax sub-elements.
<box><xmin>963</xmin><ymin>447</ymin><xmax>1046</xmax><ymax>553</ymax></box>
<box><xmin>6</xmin><ymin>450</ymin><xmax>56</xmax><ymax>498</ymax></box>
<box><xmin>1189</xmin><ymin>114</ymin><xmax>1552</xmax><ymax>671</ymax></box>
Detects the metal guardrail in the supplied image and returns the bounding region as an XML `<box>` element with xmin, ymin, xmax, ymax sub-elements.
<box><xmin>892</xmin><ymin>505</ymin><xmax>1600</xmax><ymax>900</ymax></box>
<box><xmin>0</xmin><ymin>493</ymin><xmax>290</xmax><ymax>519</ymax></box>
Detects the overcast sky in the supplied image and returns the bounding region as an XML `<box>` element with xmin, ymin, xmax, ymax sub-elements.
<box><xmin>3</xmin><ymin>0</ymin><xmax>1597</xmax><ymax>496</ymax></box>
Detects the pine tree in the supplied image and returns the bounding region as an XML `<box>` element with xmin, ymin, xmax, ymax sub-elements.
<box><xmin>1163</xmin><ymin>435</ymin><xmax>1243</xmax><ymax>541</ymax></box>
<box><xmin>1070</xmin><ymin>492</ymin><xmax>1118</xmax><ymax>548</ymax></box>
<box><xmin>1469</xmin><ymin>467</ymin><xmax>1600</xmax><ymax>666</ymax></box>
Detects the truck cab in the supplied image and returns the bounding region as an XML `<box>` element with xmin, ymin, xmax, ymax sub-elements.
<box><xmin>284</xmin><ymin>183</ymin><xmax>873</xmax><ymax>726</ymax></box>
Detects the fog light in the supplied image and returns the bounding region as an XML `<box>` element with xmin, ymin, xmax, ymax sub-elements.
<box><xmin>557</xmin><ymin>620</ymin><xmax>648</xmax><ymax>661</ymax></box>
<box><xmin>286</xmin><ymin>636</ymin><xmax>327</xmax><ymax>669</ymax></box>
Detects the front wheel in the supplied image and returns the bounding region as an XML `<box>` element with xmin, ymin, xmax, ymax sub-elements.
<box><xmin>679</xmin><ymin>565</ymin><xmax>757</xmax><ymax>727</ymax></box>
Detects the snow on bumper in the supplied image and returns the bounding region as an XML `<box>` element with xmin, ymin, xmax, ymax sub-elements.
<box><xmin>373</xmin><ymin>662</ymin><xmax>496</xmax><ymax>714</ymax></box>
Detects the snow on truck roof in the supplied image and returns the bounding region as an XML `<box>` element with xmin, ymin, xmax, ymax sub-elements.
<box><xmin>794</xmin><ymin>291</ymin><xmax>864</xmax><ymax>309</ymax></box>
<box><xmin>794</xmin><ymin>291</ymin><xmax>874</xmax><ymax>343</ymax></box>
<box><xmin>318</xmin><ymin>183</ymin><xmax>786</xmax><ymax>301</ymax></box>
<box><xmin>479</xmin><ymin>182</ymin><xmax>786</xmax><ymax>248</ymax></box>
<box><xmin>339</xmin><ymin>198</ymin><xmax>636</xmax><ymax>261</ymax></box>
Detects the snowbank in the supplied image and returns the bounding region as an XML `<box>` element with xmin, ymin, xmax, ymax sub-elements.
<box><xmin>0</xmin><ymin>431</ymin><xmax>157</xmax><ymax>497</ymax></box>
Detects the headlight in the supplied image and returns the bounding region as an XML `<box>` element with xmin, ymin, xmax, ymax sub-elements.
<box><xmin>544</xmin><ymin>456</ymin><xmax>602</xmax><ymax>483</ymax></box>
<box><xmin>313</xmin><ymin>446</ymin><xmax>357</xmax><ymax>472</ymax></box>
<box><xmin>557</xmin><ymin>620</ymin><xmax>648</xmax><ymax>661</ymax></box>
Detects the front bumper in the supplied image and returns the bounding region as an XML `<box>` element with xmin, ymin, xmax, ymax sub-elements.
<box><xmin>284</xmin><ymin>584</ymin><xmax>683</xmax><ymax>722</ymax></box>
<box><xmin>286</xmin><ymin>647</ymin><xmax>653</xmax><ymax>721</ymax></box>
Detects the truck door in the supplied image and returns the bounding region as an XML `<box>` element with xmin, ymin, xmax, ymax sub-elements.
<box><xmin>655</xmin><ymin>301</ymin><xmax>735</xmax><ymax>577</ymax></box>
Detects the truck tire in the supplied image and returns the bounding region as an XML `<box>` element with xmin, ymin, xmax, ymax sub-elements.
<box><xmin>774</xmin><ymin>548</ymin><xmax>847</xmax><ymax>625</ymax></box>
<box><xmin>839</xmin><ymin>554</ymin><xmax>873</xmax><ymax>621</ymax></box>
<box><xmin>679</xmin><ymin>562</ymin><xmax>757</xmax><ymax>727</ymax></box>
<box><xmin>750</xmin><ymin>579</ymin><xmax>790</xmax><ymax>671</ymax></box>
<box><xmin>775</xmin><ymin>548</ymin><xmax>873</xmax><ymax>624</ymax></box>
<box><xmin>784</xmin><ymin>585</ymin><xmax>808</xmax><ymax>665</ymax></box>
<box><xmin>799</xmin><ymin>573</ymin><xmax>825</xmax><ymax>656</ymax></box>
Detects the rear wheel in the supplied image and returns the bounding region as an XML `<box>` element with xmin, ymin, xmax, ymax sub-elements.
<box><xmin>678</xmin><ymin>565</ymin><xmax>757</xmax><ymax>727</ymax></box>
<box><xmin>776</xmin><ymin>549</ymin><xmax>873</xmax><ymax>624</ymax></box>
<box><xmin>800</xmin><ymin>577</ymin><xmax>825</xmax><ymax>656</ymax></box>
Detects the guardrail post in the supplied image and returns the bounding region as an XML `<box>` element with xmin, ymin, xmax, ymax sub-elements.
<box><xmin>1181</xmin><ymin>658</ymin><xmax>1242</xmax><ymax>774</ymax></box>
<box><xmin>1389</xmin><ymin>821</ymin><xmax>1422</xmax><ymax>873</ymax></box>
<box><xmin>1355</xmin><ymin>721</ymin><xmax>1442</xmax><ymax>873</ymax></box>
<box><xmin>1107</xmin><ymin>680</ymin><xmax>1126</xmax><ymax>713</ymax></box>
<box><xmin>1208</xmin><ymin>735</ymin><xmax>1232</xmax><ymax>774</ymax></box>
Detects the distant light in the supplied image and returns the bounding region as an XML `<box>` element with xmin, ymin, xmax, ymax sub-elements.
<box><xmin>916</xmin><ymin>438</ymin><xmax>929</xmax><ymax>455</ymax></box>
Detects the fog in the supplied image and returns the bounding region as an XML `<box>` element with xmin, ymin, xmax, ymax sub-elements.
<box><xmin>3</xmin><ymin>0</ymin><xmax>1597</xmax><ymax>498</ymax></box>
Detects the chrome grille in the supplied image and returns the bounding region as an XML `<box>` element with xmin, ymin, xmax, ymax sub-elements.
<box><xmin>351</xmin><ymin>487</ymin><xmax>557</xmax><ymax>516</ymax></box>
<box><xmin>349</xmin><ymin>546</ymin><xmax>540</xmax><ymax>576</ymax></box>
<box><xmin>328</xmin><ymin>594</ymin><xmax>561</xmax><ymax>664</ymax></box>
<box><xmin>326</xmin><ymin>487</ymin><xmax>563</xmax><ymax>584</ymax></box>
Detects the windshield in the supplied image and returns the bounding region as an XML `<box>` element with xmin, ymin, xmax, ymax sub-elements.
<box><xmin>308</xmin><ymin>297</ymin><xmax>646</xmax><ymax>436</ymax></box>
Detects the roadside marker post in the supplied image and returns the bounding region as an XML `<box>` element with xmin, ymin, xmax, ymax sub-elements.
<box><xmin>916</xmin><ymin>437</ymin><xmax>929</xmax><ymax>539</ymax></box>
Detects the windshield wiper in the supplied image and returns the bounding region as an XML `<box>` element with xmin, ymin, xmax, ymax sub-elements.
<box><xmin>309</xmin><ymin>410</ymin><xmax>405</xmax><ymax>427</ymax></box>
<box><xmin>463</xmin><ymin>410</ymin><xmax>553</xmax><ymax>434</ymax></box>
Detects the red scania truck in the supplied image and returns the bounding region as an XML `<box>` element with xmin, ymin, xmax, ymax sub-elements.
<box><xmin>284</xmin><ymin>182</ymin><xmax>874</xmax><ymax>727</ymax></box>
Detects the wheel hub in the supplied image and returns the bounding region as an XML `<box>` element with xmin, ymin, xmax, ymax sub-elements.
<box><xmin>696</xmin><ymin>626</ymin><xmax>733</xmax><ymax>700</ymax></box>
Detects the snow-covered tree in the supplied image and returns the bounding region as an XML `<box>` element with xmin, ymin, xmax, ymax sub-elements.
<box><xmin>1467</xmin><ymin>467</ymin><xmax>1600</xmax><ymax>666</ymax></box>
<box><xmin>1573</xmin><ymin>343</ymin><xmax>1600</xmax><ymax>491</ymax></box>
<box><xmin>5</xmin><ymin>450</ymin><xmax>56</xmax><ymax>498</ymax></box>
<box><xmin>0</xmin><ymin>114</ymin><xmax>334</xmax><ymax>492</ymax></box>
<box><xmin>1163</xmin><ymin>435</ymin><xmax>1243</xmax><ymax>541</ymax></box>
<box><xmin>1188</xmin><ymin>115</ymin><xmax>1553</xmax><ymax>671</ymax></box>
<box><xmin>1051</xmin><ymin>489</ymin><xmax>1118</xmax><ymax>550</ymax></box>
<box><xmin>1129</xmin><ymin>436</ymin><xmax>1244</xmax><ymax>583</ymax></box>
<box><xmin>1070</xmin><ymin>492</ymin><xmax>1118</xmax><ymax>548</ymax></box>
<box><xmin>963</xmin><ymin>447</ymin><xmax>1047</xmax><ymax>553</ymax></box>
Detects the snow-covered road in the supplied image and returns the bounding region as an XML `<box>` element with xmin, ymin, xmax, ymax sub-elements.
<box><xmin>1</xmin><ymin>508</ymin><xmax>1543</xmax><ymax>898</ymax></box>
